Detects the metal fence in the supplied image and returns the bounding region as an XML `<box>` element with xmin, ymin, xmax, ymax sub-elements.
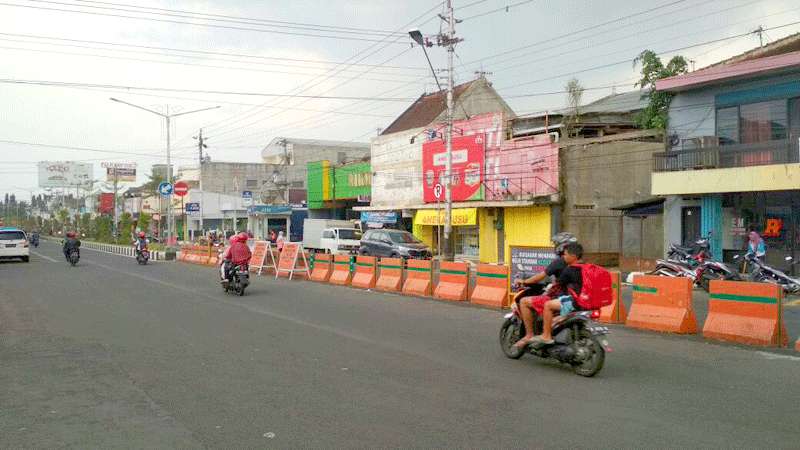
<box><xmin>653</xmin><ymin>140</ymin><xmax>796</xmax><ymax>172</ymax></box>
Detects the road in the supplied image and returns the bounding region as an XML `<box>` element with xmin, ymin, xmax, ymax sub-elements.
<box><xmin>1</xmin><ymin>241</ymin><xmax>799</xmax><ymax>449</ymax></box>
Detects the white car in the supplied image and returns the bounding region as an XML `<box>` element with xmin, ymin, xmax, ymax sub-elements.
<box><xmin>0</xmin><ymin>227</ymin><xmax>30</xmax><ymax>262</ymax></box>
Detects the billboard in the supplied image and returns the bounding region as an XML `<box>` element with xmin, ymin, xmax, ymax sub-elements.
<box><xmin>422</xmin><ymin>133</ymin><xmax>485</xmax><ymax>203</ymax></box>
<box><xmin>98</xmin><ymin>193</ymin><xmax>114</xmax><ymax>214</ymax></box>
<box><xmin>37</xmin><ymin>161</ymin><xmax>93</xmax><ymax>188</ymax></box>
<box><xmin>102</xmin><ymin>162</ymin><xmax>137</xmax><ymax>182</ymax></box>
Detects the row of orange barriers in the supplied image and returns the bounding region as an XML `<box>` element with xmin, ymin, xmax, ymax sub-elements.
<box><xmin>178</xmin><ymin>245</ymin><xmax>220</xmax><ymax>266</ymax></box>
<box><xmin>309</xmin><ymin>255</ymin><xmax>512</xmax><ymax>308</ymax></box>
<box><xmin>624</xmin><ymin>275</ymin><xmax>792</xmax><ymax>348</ymax></box>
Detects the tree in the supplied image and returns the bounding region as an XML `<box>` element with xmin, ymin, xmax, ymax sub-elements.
<box><xmin>117</xmin><ymin>212</ymin><xmax>133</xmax><ymax>244</ymax></box>
<box><xmin>634</xmin><ymin>50</ymin><xmax>688</xmax><ymax>129</ymax></box>
<box><xmin>137</xmin><ymin>212</ymin><xmax>151</xmax><ymax>235</ymax></box>
<box><xmin>563</xmin><ymin>78</ymin><xmax>585</xmax><ymax>138</ymax></box>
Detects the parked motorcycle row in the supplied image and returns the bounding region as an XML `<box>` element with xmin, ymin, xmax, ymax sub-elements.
<box><xmin>649</xmin><ymin>235</ymin><xmax>800</xmax><ymax>294</ymax></box>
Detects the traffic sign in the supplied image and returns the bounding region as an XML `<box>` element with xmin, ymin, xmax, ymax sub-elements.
<box><xmin>433</xmin><ymin>183</ymin><xmax>443</xmax><ymax>200</ymax></box>
<box><xmin>242</xmin><ymin>190</ymin><xmax>252</xmax><ymax>199</ymax></box>
<box><xmin>157</xmin><ymin>182</ymin><xmax>173</xmax><ymax>196</ymax></box>
<box><xmin>185</xmin><ymin>202</ymin><xmax>200</xmax><ymax>213</ymax></box>
<box><xmin>174</xmin><ymin>180</ymin><xmax>189</xmax><ymax>197</ymax></box>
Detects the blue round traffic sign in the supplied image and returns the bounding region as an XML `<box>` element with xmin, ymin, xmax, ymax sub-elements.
<box><xmin>158</xmin><ymin>182</ymin><xmax>173</xmax><ymax>196</ymax></box>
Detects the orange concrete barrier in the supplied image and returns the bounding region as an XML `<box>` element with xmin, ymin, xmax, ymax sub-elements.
<box><xmin>178</xmin><ymin>246</ymin><xmax>190</xmax><ymax>262</ymax></box>
<box><xmin>434</xmin><ymin>261</ymin><xmax>469</xmax><ymax>302</ymax></box>
<box><xmin>328</xmin><ymin>254</ymin><xmax>352</xmax><ymax>286</ymax></box>
<box><xmin>796</xmin><ymin>338</ymin><xmax>800</xmax><ymax>352</ymax></box>
<box><xmin>703</xmin><ymin>280</ymin><xmax>788</xmax><ymax>347</ymax></box>
<box><xmin>626</xmin><ymin>275</ymin><xmax>697</xmax><ymax>334</ymax></box>
<box><xmin>469</xmin><ymin>264</ymin><xmax>509</xmax><ymax>308</ymax></box>
<box><xmin>351</xmin><ymin>256</ymin><xmax>377</xmax><ymax>289</ymax></box>
<box><xmin>376</xmin><ymin>258</ymin><xmax>404</xmax><ymax>293</ymax></box>
<box><xmin>599</xmin><ymin>272</ymin><xmax>627</xmax><ymax>324</ymax></box>
<box><xmin>402</xmin><ymin>259</ymin><xmax>432</xmax><ymax>297</ymax></box>
<box><xmin>310</xmin><ymin>253</ymin><xmax>333</xmax><ymax>282</ymax></box>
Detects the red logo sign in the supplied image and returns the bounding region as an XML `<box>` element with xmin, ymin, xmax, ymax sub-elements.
<box><xmin>422</xmin><ymin>134</ymin><xmax>485</xmax><ymax>203</ymax></box>
<box><xmin>98</xmin><ymin>193</ymin><xmax>114</xmax><ymax>214</ymax></box>
<box><xmin>173</xmin><ymin>181</ymin><xmax>189</xmax><ymax>197</ymax></box>
<box><xmin>763</xmin><ymin>218</ymin><xmax>783</xmax><ymax>238</ymax></box>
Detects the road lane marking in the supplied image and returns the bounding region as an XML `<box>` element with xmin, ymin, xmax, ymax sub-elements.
<box><xmin>756</xmin><ymin>351</ymin><xmax>800</xmax><ymax>361</ymax></box>
<box><xmin>31</xmin><ymin>251</ymin><xmax>57</xmax><ymax>262</ymax></box>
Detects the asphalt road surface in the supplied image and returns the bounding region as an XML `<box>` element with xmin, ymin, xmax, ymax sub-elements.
<box><xmin>2</xmin><ymin>241</ymin><xmax>799</xmax><ymax>449</ymax></box>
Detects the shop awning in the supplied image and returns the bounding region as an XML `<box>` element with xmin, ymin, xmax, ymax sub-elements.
<box><xmin>610</xmin><ymin>198</ymin><xmax>664</xmax><ymax>217</ymax></box>
<box><xmin>354</xmin><ymin>197</ymin><xmax>558</xmax><ymax>211</ymax></box>
<box><xmin>414</xmin><ymin>208</ymin><xmax>477</xmax><ymax>226</ymax></box>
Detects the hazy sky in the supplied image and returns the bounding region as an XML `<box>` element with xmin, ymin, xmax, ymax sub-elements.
<box><xmin>1</xmin><ymin>0</ymin><xmax>799</xmax><ymax>199</ymax></box>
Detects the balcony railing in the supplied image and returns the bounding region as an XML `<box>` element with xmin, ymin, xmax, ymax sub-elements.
<box><xmin>653</xmin><ymin>140</ymin><xmax>798</xmax><ymax>172</ymax></box>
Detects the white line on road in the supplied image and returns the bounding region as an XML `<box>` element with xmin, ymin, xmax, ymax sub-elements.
<box><xmin>31</xmin><ymin>250</ymin><xmax>57</xmax><ymax>262</ymax></box>
<box><xmin>756</xmin><ymin>351</ymin><xmax>800</xmax><ymax>361</ymax></box>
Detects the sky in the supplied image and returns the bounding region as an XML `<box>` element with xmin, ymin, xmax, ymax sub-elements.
<box><xmin>1</xmin><ymin>0</ymin><xmax>799</xmax><ymax>200</ymax></box>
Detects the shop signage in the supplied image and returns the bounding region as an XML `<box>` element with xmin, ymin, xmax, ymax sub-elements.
<box><xmin>422</xmin><ymin>134</ymin><xmax>485</xmax><ymax>203</ymax></box>
<box><xmin>360</xmin><ymin>211</ymin><xmax>397</xmax><ymax>224</ymax></box>
<box><xmin>509</xmin><ymin>246</ymin><xmax>558</xmax><ymax>286</ymax></box>
<box><xmin>413</xmin><ymin>208</ymin><xmax>477</xmax><ymax>226</ymax></box>
<box><xmin>763</xmin><ymin>218</ymin><xmax>784</xmax><ymax>238</ymax></box>
<box><xmin>102</xmin><ymin>162</ymin><xmax>137</xmax><ymax>182</ymax></box>
<box><xmin>247</xmin><ymin>204</ymin><xmax>292</xmax><ymax>215</ymax></box>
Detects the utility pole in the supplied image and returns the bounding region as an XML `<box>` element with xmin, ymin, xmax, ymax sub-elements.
<box><xmin>112</xmin><ymin>167</ymin><xmax>119</xmax><ymax>238</ymax></box>
<box><xmin>443</xmin><ymin>0</ymin><xmax>459</xmax><ymax>260</ymax></box>
<box><xmin>409</xmin><ymin>2</ymin><xmax>461</xmax><ymax>259</ymax></box>
<box><xmin>195</xmin><ymin>128</ymin><xmax>207</xmax><ymax>233</ymax></box>
<box><xmin>754</xmin><ymin>25</ymin><xmax>765</xmax><ymax>47</ymax></box>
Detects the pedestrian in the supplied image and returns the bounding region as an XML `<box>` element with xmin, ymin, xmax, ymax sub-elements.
<box><xmin>269</xmin><ymin>229</ymin><xmax>277</xmax><ymax>243</ymax></box>
<box><xmin>746</xmin><ymin>230</ymin><xmax>766</xmax><ymax>264</ymax></box>
<box><xmin>276</xmin><ymin>230</ymin><xmax>285</xmax><ymax>252</ymax></box>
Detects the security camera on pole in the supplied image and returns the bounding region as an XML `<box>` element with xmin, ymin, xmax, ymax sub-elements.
<box><xmin>408</xmin><ymin>0</ymin><xmax>462</xmax><ymax>260</ymax></box>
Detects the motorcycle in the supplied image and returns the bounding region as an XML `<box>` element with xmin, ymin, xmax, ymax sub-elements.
<box><xmin>499</xmin><ymin>286</ymin><xmax>611</xmax><ymax>377</ymax></box>
<box><xmin>650</xmin><ymin>235</ymin><xmax>740</xmax><ymax>291</ymax></box>
<box><xmin>136</xmin><ymin>247</ymin><xmax>150</xmax><ymax>265</ymax></box>
<box><xmin>223</xmin><ymin>263</ymin><xmax>250</xmax><ymax>296</ymax></box>
<box><xmin>734</xmin><ymin>253</ymin><xmax>800</xmax><ymax>294</ymax></box>
<box><xmin>30</xmin><ymin>233</ymin><xmax>39</xmax><ymax>248</ymax></box>
<box><xmin>67</xmin><ymin>248</ymin><xmax>80</xmax><ymax>266</ymax></box>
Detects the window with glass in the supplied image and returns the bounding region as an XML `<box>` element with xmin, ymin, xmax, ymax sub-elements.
<box><xmin>454</xmin><ymin>226</ymin><xmax>479</xmax><ymax>258</ymax></box>
<box><xmin>715</xmin><ymin>107</ymin><xmax>738</xmax><ymax>145</ymax></box>
<box><xmin>716</xmin><ymin>100</ymin><xmax>788</xmax><ymax>144</ymax></box>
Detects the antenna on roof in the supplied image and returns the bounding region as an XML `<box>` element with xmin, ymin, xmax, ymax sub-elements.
<box><xmin>753</xmin><ymin>25</ymin><xmax>765</xmax><ymax>47</ymax></box>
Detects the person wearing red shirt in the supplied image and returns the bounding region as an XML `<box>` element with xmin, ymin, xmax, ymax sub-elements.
<box><xmin>220</xmin><ymin>232</ymin><xmax>252</xmax><ymax>287</ymax></box>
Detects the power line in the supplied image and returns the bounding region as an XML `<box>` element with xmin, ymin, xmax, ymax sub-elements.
<box><xmin>68</xmin><ymin>0</ymin><xmax>406</xmax><ymax>36</ymax></box>
<box><xmin>461</xmin><ymin>0</ymin><xmax>538</xmax><ymax>21</ymax></box>
<box><xmin>0</xmin><ymin>138</ymin><xmax>197</xmax><ymax>159</ymax></box>
<box><xmin>0</xmin><ymin>78</ymin><xmax>418</xmax><ymax>101</ymax></box>
<box><xmin>0</xmin><ymin>1</ymin><xmax>411</xmax><ymax>44</ymax></box>
<box><xmin>0</xmin><ymin>32</ymin><xmax>429</xmax><ymax>73</ymax></box>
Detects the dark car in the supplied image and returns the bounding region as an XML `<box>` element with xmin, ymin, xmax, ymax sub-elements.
<box><xmin>359</xmin><ymin>229</ymin><xmax>432</xmax><ymax>259</ymax></box>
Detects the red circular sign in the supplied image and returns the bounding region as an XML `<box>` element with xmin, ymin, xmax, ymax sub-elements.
<box><xmin>173</xmin><ymin>181</ymin><xmax>189</xmax><ymax>197</ymax></box>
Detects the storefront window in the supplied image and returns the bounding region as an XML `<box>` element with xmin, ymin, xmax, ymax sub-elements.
<box><xmin>454</xmin><ymin>226</ymin><xmax>479</xmax><ymax>258</ymax></box>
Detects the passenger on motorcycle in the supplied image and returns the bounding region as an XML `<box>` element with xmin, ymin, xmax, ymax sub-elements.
<box><xmin>513</xmin><ymin>233</ymin><xmax>579</xmax><ymax>349</ymax></box>
<box><xmin>62</xmin><ymin>231</ymin><xmax>81</xmax><ymax>259</ymax></box>
<box><xmin>133</xmin><ymin>231</ymin><xmax>148</xmax><ymax>254</ymax></box>
<box><xmin>530</xmin><ymin>242</ymin><xmax>585</xmax><ymax>346</ymax></box>
<box><xmin>220</xmin><ymin>232</ymin><xmax>252</xmax><ymax>287</ymax></box>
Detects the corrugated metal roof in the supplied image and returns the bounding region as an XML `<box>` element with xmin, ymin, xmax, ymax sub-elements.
<box><xmin>380</xmin><ymin>79</ymin><xmax>478</xmax><ymax>136</ymax></box>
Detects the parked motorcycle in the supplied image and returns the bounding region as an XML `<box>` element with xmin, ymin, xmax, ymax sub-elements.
<box><xmin>223</xmin><ymin>263</ymin><xmax>250</xmax><ymax>296</ymax></box>
<box><xmin>734</xmin><ymin>253</ymin><xmax>800</xmax><ymax>294</ymax></box>
<box><xmin>650</xmin><ymin>234</ymin><xmax>740</xmax><ymax>291</ymax></box>
<box><xmin>499</xmin><ymin>289</ymin><xmax>611</xmax><ymax>377</ymax></box>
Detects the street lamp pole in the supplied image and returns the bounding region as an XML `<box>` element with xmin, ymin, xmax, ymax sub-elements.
<box><xmin>109</xmin><ymin>98</ymin><xmax>219</xmax><ymax>245</ymax></box>
<box><xmin>409</xmin><ymin>0</ymin><xmax>461</xmax><ymax>259</ymax></box>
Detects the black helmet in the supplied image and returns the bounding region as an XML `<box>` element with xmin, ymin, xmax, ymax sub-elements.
<box><xmin>552</xmin><ymin>232</ymin><xmax>577</xmax><ymax>255</ymax></box>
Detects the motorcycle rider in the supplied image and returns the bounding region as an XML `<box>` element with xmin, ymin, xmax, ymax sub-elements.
<box><xmin>133</xmin><ymin>231</ymin><xmax>148</xmax><ymax>256</ymax></box>
<box><xmin>513</xmin><ymin>232</ymin><xmax>578</xmax><ymax>349</ymax></box>
<box><xmin>62</xmin><ymin>231</ymin><xmax>81</xmax><ymax>260</ymax></box>
<box><xmin>219</xmin><ymin>232</ymin><xmax>252</xmax><ymax>287</ymax></box>
<box><xmin>530</xmin><ymin>242</ymin><xmax>585</xmax><ymax>346</ymax></box>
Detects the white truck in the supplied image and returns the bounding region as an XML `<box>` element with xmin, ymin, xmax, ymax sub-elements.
<box><xmin>302</xmin><ymin>219</ymin><xmax>363</xmax><ymax>254</ymax></box>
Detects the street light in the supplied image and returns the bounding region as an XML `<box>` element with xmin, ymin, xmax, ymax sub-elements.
<box><xmin>408</xmin><ymin>29</ymin><xmax>442</xmax><ymax>91</ymax></box>
<box><xmin>109</xmin><ymin>98</ymin><xmax>220</xmax><ymax>246</ymax></box>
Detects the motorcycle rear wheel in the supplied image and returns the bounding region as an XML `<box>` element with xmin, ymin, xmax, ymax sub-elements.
<box><xmin>571</xmin><ymin>329</ymin><xmax>605</xmax><ymax>377</ymax></box>
<box><xmin>499</xmin><ymin>318</ymin><xmax>525</xmax><ymax>359</ymax></box>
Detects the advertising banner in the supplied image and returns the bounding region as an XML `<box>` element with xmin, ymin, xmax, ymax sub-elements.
<box><xmin>509</xmin><ymin>246</ymin><xmax>558</xmax><ymax>287</ymax></box>
<box><xmin>422</xmin><ymin>134</ymin><xmax>485</xmax><ymax>203</ymax></box>
<box><xmin>38</xmin><ymin>161</ymin><xmax>93</xmax><ymax>188</ymax></box>
<box><xmin>98</xmin><ymin>192</ymin><xmax>114</xmax><ymax>214</ymax></box>
<box><xmin>102</xmin><ymin>162</ymin><xmax>137</xmax><ymax>182</ymax></box>
<box><xmin>360</xmin><ymin>211</ymin><xmax>397</xmax><ymax>224</ymax></box>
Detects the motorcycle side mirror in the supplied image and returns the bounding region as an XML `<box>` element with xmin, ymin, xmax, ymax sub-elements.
<box><xmin>786</xmin><ymin>256</ymin><xmax>794</xmax><ymax>262</ymax></box>
<box><xmin>733</xmin><ymin>254</ymin><xmax>740</xmax><ymax>260</ymax></box>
